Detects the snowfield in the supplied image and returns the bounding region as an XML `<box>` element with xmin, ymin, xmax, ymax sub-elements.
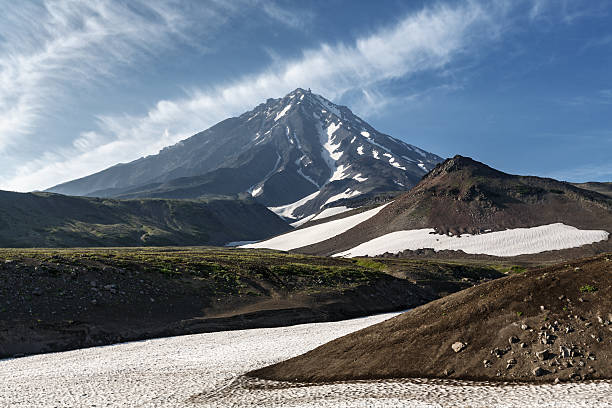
<box><xmin>269</xmin><ymin>191</ymin><xmax>320</xmax><ymax>219</ymax></box>
<box><xmin>334</xmin><ymin>223</ymin><xmax>609</xmax><ymax>257</ymax></box>
<box><xmin>242</xmin><ymin>203</ymin><xmax>389</xmax><ymax>251</ymax></box>
<box><xmin>312</xmin><ymin>206</ymin><xmax>352</xmax><ymax>220</ymax></box>
<box><xmin>1</xmin><ymin>313</ymin><xmax>609</xmax><ymax>407</ymax></box>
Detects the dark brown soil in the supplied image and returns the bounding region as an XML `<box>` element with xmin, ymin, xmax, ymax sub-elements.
<box><xmin>249</xmin><ymin>253</ymin><xmax>612</xmax><ymax>383</ymax></box>
<box><xmin>297</xmin><ymin>156</ymin><xmax>612</xmax><ymax>260</ymax></box>
<box><xmin>0</xmin><ymin>247</ymin><xmax>503</xmax><ymax>358</ymax></box>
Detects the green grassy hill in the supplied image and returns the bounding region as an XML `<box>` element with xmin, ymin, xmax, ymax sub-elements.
<box><xmin>0</xmin><ymin>191</ymin><xmax>290</xmax><ymax>247</ymax></box>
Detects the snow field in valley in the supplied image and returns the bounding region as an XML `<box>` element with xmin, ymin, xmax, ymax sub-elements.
<box><xmin>2</xmin><ymin>312</ymin><xmax>609</xmax><ymax>407</ymax></box>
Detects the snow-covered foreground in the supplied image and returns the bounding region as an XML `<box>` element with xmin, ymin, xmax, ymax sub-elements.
<box><xmin>242</xmin><ymin>203</ymin><xmax>389</xmax><ymax>251</ymax></box>
<box><xmin>334</xmin><ymin>223</ymin><xmax>609</xmax><ymax>257</ymax></box>
<box><xmin>1</xmin><ymin>314</ymin><xmax>610</xmax><ymax>408</ymax></box>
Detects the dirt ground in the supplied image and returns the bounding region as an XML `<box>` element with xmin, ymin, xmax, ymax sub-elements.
<box><xmin>0</xmin><ymin>247</ymin><xmax>502</xmax><ymax>358</ymax></box>
<box><xmin>250</xmin><ymin>253</ymin><xmax>612</xmax><ymax>383</ymax></box>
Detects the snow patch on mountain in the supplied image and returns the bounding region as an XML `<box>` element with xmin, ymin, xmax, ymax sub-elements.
<box><xmin>353</xmin><ymin>173</ymin><xmax>368</xmax><ymax>182</ymax></box>
<box><xmin>270</xmin><ymin>190</ymin><xmax>320</xmax><ymax>219</ymax></box>
<box><xmin>242</xmin><ymin>203</ymin><xmax>390</xmax><ymax>251</ymax></box>
<box><xmin>275</xmin><ymin>104</ymin><xmax>292</xmax><ymax>121</ymax></box>
<box><xmin>313</xmin><ymin>206</ymin><xmax>352</xmax><ymax>221</ymax></box>
<box><xmin>334</xmin><ymin>224</ymin><xmax>610</xmax><ymax>258</ymax></box>
<box><xmin>329</xmin><ymin>164</ymin><xmax>350</xmax><ymax>182</ymax></box>
<box><xmin>324</xmin><ymin>188</ymin><xmax>362</xmax><ymax>206</ymax></box>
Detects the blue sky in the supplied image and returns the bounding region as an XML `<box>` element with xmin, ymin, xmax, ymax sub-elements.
<box><xmin>1</xmin><ymin>0</ymin><xmax>611</xmax><ymax>192</ymax></box>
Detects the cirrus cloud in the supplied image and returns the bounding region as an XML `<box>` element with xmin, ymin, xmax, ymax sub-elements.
<box><xmin>2</xmin><ymin>1</ymin><xmax>506</xmax><ymax>192</ymax></box>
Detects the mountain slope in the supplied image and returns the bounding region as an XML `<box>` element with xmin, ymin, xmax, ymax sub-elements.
<box><xmin>47</xmin><ymin>89</ymin><xmax>442</xmax><ymax>221</ymax></box>
<box><xmin>250</xmin><ymin>253</ymin><xmax>612</xmax><ymax>383</ymax></box>
<box><xmin>250</xmin><ymin>156</ymin><xmax>612</xmax><ymax>258</ymax></box>
<box><xmin>572</xmin><ymin>182</ymin><xmax>612</xmax><ymax>198</ymax></box>
<box><xmin>0</xmin><ymin>191</ymin><xmax>290</xmax><ymax>247</ymax></box>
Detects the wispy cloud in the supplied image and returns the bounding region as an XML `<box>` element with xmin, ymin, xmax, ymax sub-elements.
<box><xmin>259</xmin><ymin>1</ymin><xmax>315</xmax><ymax>30</ymax></box>
<box><xmin>2</xmin><ymin>1</ymin><xmax>505</xmax><ymax>192</ymax></box>
<box><xmin>553</xmin><ymin>90</ymin><xmax>612</xmax><ymax>107</ymax></box>
<box><xmin>528</xmin><ymin>0</ymin><xmax>610</xmax><ymax>24</ymax></box>
<box><xmin>0</xmin><ymin>1</ymin><xmax>176</xmax><ymax>149</ymax></box>
<box><xmin>547</xmin><ymin>162</ymin><xmax>612</xmax><ymax>182</ymax></box>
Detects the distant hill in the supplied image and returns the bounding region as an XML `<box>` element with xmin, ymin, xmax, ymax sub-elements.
<box><xmin>47</xmin><ymin>88</ymin><xmax>441</xmax><ymax>222</ymax></box>
<box><xmin>0</xmin><ymin>191</ymin><xmax>290</xmax><ymax>247</ymax></box>
<box><xmin>572</xmin><ymin>182</ymin><xmax>612</xmax><ymax>198</ymax></box>
<box><xmin>246</xmin><ymin>156</ymin><xmax>611</xmax><ymax>259</ymax></box>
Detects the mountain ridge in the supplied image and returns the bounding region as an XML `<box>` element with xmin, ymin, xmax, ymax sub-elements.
<box><xmin>275</xmin><ymin>155</ymin><xmax>612</xmax><ymax>257</ymax></box>
<box><xmin>47</xmin><ymin>88</ymin><xmax>442</xmax><ymax>221</ymax></box>
<box><xmin>0</xmin><ymin>191</ymin><xmax>290</xmax><ymax>247</ymax></box>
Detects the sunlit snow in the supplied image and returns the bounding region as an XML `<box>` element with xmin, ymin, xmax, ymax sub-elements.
<box><xmin>312</xmin><ymin>206</ymin><xmax>352</xmax><ymax>220</ymax></box>
<box><xmin>334</xmin><ymin>224</ymin><xmax>610</xmax><ymax>257</ymax></box>
<box><xmin>329</xmin><ymin>164</ymin><xmax>350</xmax><ymax>182</ymax></box>
<box><xmin>242</xmin><ymin>203</ymin><xmax>389</xmax><ymax>251</ymax></box>
<box><xmin>353</xmin><ymin>173</ymin><xmax>368</xmax><ymax>182</ymax></box>
<box><xmin>324</xmin><ymin>188</ymin><xmax>362</xmax><ymax>206</ymax></box>
<box><xmin>274</xmin><ymin>104</ymin><xmax>292</xmax><ymax>121</ymax></box>
<box><xmin>269</xmin><ymin>191</ymin><xmax>320</xmax><ymax>219</ymax></box>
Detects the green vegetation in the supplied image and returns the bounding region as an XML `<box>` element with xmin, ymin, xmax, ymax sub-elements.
<box><xmin>493</xmin><ymin>264</ymin><xmax>528</xmax><ymax>275</ymax></box>
<box><xmin>0</xmin><ymin>247</ymin><xmax>388</xmax><ymax>298</ymax></box>
<box><xmin>512</xmin><ymin>184</ymin><xmax>546</xmax><ymax>196</ymax></box>
<box><xmin>353</xmin><ymin>258</ymin><xmax>387</xmax><ymax>271</ymax></box>
<box><xmin>580</xmin><ymin>284</ymin><xmax>598</xmax><ymax>293</ymax></box>
<box><xmin>0</xmin><ymin>191</ymin><xmax>290</xmax><ymax>248</ymax></box>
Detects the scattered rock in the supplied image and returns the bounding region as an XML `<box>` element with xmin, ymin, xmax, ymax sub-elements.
<box><xmin>506</xmin><ymin>358</ymin><xmax>517</xmax><ymax>369</ymax></box>
<box><xmin>443</xmin><ymin>368</ymin><xmax>454</xmax><ymax>376</ymax></box>
<box><xmin>508</xmin><ymin>336</ymin><xmax>519</xmax><ymax>344</ymax></box>
<box><xmin>520</xmin><ymin>324</ymin><xmax>529</xmax><ymax>330</ymax></box>
<box><xmin>559</xmin><ymin>346</ymin><xmax>571</xmax><ymax>358</ymax></box>
<box><xmin>533</xmin><ymin>367</ymin><xmax>547</xmax><ymax>377</ymax></box>
<box><xmin>483</xmin><ymin>359</ymin><xmax>492</xmax><ymax>368</ymax></box>
<box><xmin>536</xmin><ymin>349</ymin><xmax>551</xmax><ymax>361</ymax></box>
<box><xmin>451</xmin><ymin>342</ymin><xmax>466</xmax><ymax>353</ymax></box>
<box><xmin>569</xmin><ymin>372</ymin><xmax>582</xmax><ymax>380</ymax></box>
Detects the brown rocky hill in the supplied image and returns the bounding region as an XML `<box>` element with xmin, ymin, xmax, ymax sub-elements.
<box><xmin>250</xmin><ymin>253</ymin><xmax>612</xmax><ymax>383</ymax></box>
<box><xmin>298</xmin><ymin>155</ymin><xmax>612</xmax><ymax>256</ymax></box>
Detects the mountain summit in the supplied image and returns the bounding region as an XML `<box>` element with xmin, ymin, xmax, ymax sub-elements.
<box><xmin>48</xmin><ymin>89</ymin><xmax>442</xmax><ymax>221</ymax></box>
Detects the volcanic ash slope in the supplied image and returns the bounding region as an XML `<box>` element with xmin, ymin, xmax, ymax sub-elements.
<box><xmin>296</xmin><ymin>155</ymin><xmax>612</xmax><ymax>258</ymax></box>
<box><xmin>249</xmin><ymin>254</ymin><xmax>612</xmax><ymax>383</ymax></box>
